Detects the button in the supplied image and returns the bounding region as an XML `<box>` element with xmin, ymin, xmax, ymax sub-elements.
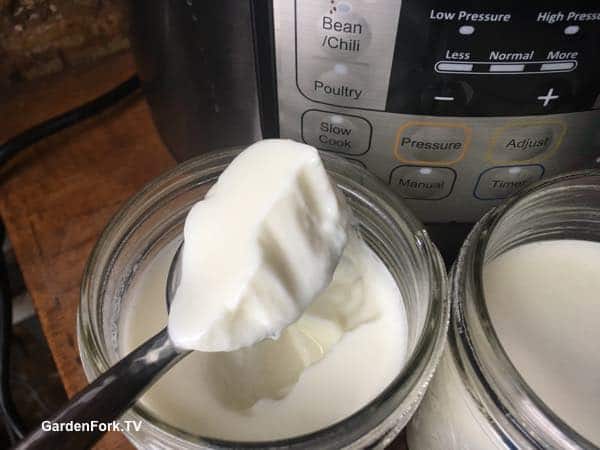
<box><xmin>394</xmin><ymin>121</ymin><xmax>471</xmax><ymax>164</ymax></box>
<box><xmin>302</xmin><ymin>110</ymin><xmax>372</xmax><ymax>155</ymax></box>
<box><xmin>487</xmin><ymin>121</ymin><xmax>566</xmax><ymax>163</ymax></box>
<box><xmin>534</xmin><ymin>81</ymin><xmax>572</xmax><ymax>111</ymax></box>
<box><xmin>474</xmin><ymin>165</ymin><xmax>544</xmax><ymax>200</ymax></box>
<box><xmin>318</xmin><ymin>4</ymin><xmax>371</xmax><ymax>59</ymax></box>
<box><xmin>389</xmin><ymin>166</ymin><xmax>456</xmax><ymax>200</ymax></box>
<box><xmin>420</xmin><ymin>82</ymin><xmax>474</xmax><ymax>114</ymax></box>
<box><xmin>537</xmin><ymin>88</ymin><xmax>560</xmax><ymax>107</ymax></box>
<box><xmin>300</xmin><ymin>61</ymin><xmax>369</xmax><ymax>107</ymax></box>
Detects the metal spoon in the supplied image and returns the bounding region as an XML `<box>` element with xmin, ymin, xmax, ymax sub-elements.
<box><xmin>15</xmin><ymin>244</ymin><xmax>189</xmax><ymax>450</ymax></box>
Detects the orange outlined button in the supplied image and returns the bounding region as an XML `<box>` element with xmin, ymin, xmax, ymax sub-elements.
<box><xmin>486</xmin><ymin>121</ymin><xmax>566</xmax><ymax>164</ymax></box>
<box><xmin>394</xmin><ymin>121</ymin><xmax>471</xmax><ymax>165</ymax></box>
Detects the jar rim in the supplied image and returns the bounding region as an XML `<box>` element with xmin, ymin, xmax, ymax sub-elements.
<box><xmin>78</xmin><ymin>148</ymin><xmax>450</xmax><ymax>448</ymax></box>
<box><xmin>451</xmin><ymin>169</ymin><xmax>600</xmax><ymax>448</ymax></box>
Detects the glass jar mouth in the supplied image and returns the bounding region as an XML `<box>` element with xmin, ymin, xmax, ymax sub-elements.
<box><xmin>451</xmin><ymin>169</ymin><xmax>600</xmax><ymax>449</ymax></box>
<box><xmin>78</xmin><ymin>148</ymin><xmax>450</xmax><ymax>448</ymax></box>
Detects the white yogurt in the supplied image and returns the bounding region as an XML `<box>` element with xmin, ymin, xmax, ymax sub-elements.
<box><xmin>484</xmin><ymin>240</ymin><xmax>600</xmax><ymax>445</ymax></box>
<box><xmin>408</xmin><ymin>348</ymin><xmax>507</xmax><ymax>450</ymax></box>
<box><xmin>120</xmin><ymin>140</ymin><xmax>408</xmax><ymax>440</ymax></box>
<box><xmin>409</xmin><ymin>239</ymin><xmax>600</xmax><ymax>448</ymax></box>
<box><xmin>169</xmin><ymin>139</ymin><xmax>349</xmax><ymax>352</ymax></box>
<box><xmin>121</xmin><ymin>234</ymin><xmax>407</xmax><ymax>440</ymax></box>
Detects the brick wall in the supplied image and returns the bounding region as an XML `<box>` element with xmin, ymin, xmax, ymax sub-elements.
<box><xmin>0</xmin><ymin>0</ymin><xmax>130</xmax><ymax>87</ymax></box>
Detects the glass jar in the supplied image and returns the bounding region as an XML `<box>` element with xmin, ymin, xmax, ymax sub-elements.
<box><xmin>408</xmin><ymin>170</ymin><xmax>600</xmax><ymax>450</ymax></box>
<box><xmin>78</xmin><ymin>149</ymin><xmax>449</xmax><ymax>449</ymax></box>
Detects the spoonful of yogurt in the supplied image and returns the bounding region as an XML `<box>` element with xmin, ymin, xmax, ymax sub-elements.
<box><xmin>169</xmin><ymin>139</ymin><xmax>349</xmax><ymax>352</ymax></box>
<box><xmin>16</xmin><ymin>140</ymin><xmax>349</xmax><ymax>449</ymax></box>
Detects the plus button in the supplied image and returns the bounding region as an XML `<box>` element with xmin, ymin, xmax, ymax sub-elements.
<box><xmin>537</xmin><ymin>88</ymin><xmax>560</xmax><ymax>107</ymax></box>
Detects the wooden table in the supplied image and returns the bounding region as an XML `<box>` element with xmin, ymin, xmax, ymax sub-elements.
<box><xmin>0</xmin><ymin>52</ymin><xmax>173</xmax><ymax>449</ymax></box>
<box><xmin>0</xmin><ymin>52</ymin><xmax>406</xmax><ymax>449</ymax></box>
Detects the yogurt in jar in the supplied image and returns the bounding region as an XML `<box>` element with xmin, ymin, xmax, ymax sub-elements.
<box><xmin>119</xmin><ymin>140</ymin><xmax>409</xmax><ymax>440</ymax></box>
<box><xmin>409</xmin><ymin>239</ymin><xmax>600</xmax><ymax>448</ymax></box>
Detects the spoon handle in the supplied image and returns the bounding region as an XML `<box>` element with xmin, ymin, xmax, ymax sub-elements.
<box><xmin>15</xmin><ymin>327</ymin><xmax>187</xmax><ymax>450</ymax></box>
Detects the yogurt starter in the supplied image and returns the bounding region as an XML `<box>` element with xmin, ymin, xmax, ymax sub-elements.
<box><xmin>120</xmin><ymin>140</ymin><xmax>408</xmax><ymax>440</ymax></box>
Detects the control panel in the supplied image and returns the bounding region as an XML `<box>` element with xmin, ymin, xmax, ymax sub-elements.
<box><xmin>388</xmin><ymin>2</ymin><xmax>600</xmax><ymax>116</ymax></box>
<box><xmin>273</xmin><ymin>0</ymin><xmax>600</xmax><ymax>222</ymax></box>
